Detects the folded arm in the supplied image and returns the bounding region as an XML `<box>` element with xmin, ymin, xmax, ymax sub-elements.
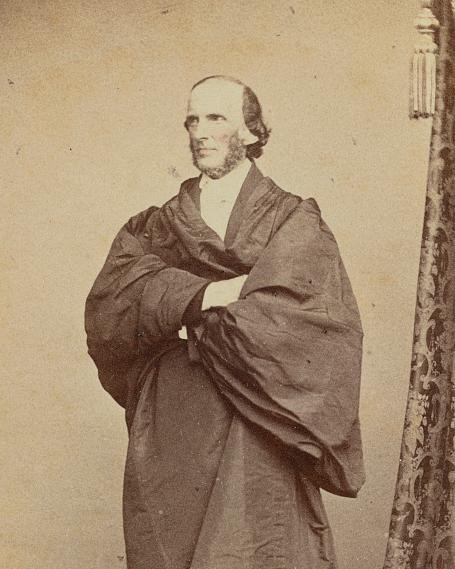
<box><xmin>188</xmin><ymin>205</ymin><xmax>364</xmax><ymax>496</ymax></box>
<box><xmin>85</xmin><ymin>213</ymin><xmax>210</xmax><ymax>404</ymax></box>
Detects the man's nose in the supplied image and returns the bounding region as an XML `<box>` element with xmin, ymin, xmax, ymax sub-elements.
<box><xmin>193</xmin><ymin>119</ymin><xmax>210</xmax><ymax>140</ymax></box>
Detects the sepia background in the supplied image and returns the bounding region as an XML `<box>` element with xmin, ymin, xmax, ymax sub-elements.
<box><xmin>1</xmin><ymin>1</ymin><xmax>432</xmax><ymax>568</ymax></box>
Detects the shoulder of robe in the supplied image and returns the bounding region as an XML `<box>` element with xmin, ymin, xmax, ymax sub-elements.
<box><xmin>262</xmin><ymin>177</ymin><xmax>325</xmax><ymax>235</ymax></box>
<box><xmin>122</xmin><ymin>177</ymin><xmax>196</xmax><ymax>235</ymax></box>
<box><xmin>267</xmin><ymin>186</ymin><xmax>339</xmax><ymax>250</ymax></box>
<box><xmin>264</xmin><ymin>177</ymin><xmax>324</xmax><ymax>216</ymax></box>
<box><xmin>120</xmin><ymin>176</ymin><xmax>199</xmax><ymax>240</ymax></box>
<box><xmin>291</xmin><ymin>198</ymin><xmax>325</xmax><ymax>230</ymax></box>
<box><xmin>178</xmin><ymin>176</ymin><xmax>200</xmax><ymax>195</ymax></box>
<box><xmin>299</xmin><ymin>196</ymin><xmax>322</xmax><ymax>217</ymax></box>
<box><xmin>125</xmin><ymin>205</ymin><xmax>161</xmax><ymax>237</ymax></box>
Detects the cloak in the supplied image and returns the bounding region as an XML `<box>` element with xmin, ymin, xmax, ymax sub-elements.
<box><xmin>85</xmin><ymin>163</ymin><xmax>364</xmax><ymax>569</ymax></box>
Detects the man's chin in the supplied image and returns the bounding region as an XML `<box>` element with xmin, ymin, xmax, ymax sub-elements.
<box><xmin>198</xmin><ymin>167</ymin><xmax>225</xmax><ymax>180</ymax></box>
<box><xmin>191</xmin><ymin>142</ymin><xmax>247</xmax><ymax>179</ymax></box>
<box><xmin>195</xmin><ymin>157</ymin><xmax>219</xmax><ymax>170</ymax></box>
<box><xmin>193</xmin><ymin>158</ymin><xmax>226</xmax><ymax>179</ymax></box>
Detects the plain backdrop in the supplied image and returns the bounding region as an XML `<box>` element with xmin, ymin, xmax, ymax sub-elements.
<box><xmin>1</xmin><ymin>1</ymin><xmax>432</xmax><ymax>568</ymax></box>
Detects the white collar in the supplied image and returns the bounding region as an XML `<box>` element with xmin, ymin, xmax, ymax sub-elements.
<box><xmin>197</xmin><ymin>160</ymin><xmax>252</xmax><ymax>239</ymax></box>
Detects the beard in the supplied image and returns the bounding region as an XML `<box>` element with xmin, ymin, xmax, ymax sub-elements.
<box><xmin>191</xmin><ymin>132</ymin><xmax>247</xmax><ymax>179</ymax></box>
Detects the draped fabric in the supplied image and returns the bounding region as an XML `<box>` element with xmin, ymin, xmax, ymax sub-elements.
<box><xmin>86</xmin><ymin>163</ymin><xmax>364</xmax><ymax>569</ymax></box>
<box><xmin>384</xmin><ymin>2</ymin><xmax>455</xmax><ymax>568</ymax></box>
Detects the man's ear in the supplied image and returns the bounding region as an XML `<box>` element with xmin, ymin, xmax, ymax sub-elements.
<box><xmin>239</xmin><ymin>125</ymin><xmax>258</xmax><ymax>146</ymax></box>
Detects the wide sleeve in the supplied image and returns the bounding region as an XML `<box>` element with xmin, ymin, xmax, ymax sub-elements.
<box><xmin>191</xmin><ymin>203</ymin><xmax>365</xmax><ymax>497</ymax></box>
<box><xmin>85</xmin><ymin>208</ymin><xmax>210</xmax><ymax>406</ymax></box>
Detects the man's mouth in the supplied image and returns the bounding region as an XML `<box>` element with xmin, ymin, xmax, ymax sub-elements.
<box><xmin>196</xmin><ymin>148</ymin><xmax>217</xmax><ymax>156</ymax></box>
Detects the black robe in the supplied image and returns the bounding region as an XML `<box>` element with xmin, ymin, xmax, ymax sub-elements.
<box><xmin>85</xmin><ymin>163</ymin><xmax>364</xmax><ymax>569</ymax></box>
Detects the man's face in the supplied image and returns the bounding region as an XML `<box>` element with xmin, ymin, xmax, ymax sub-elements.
<box><xmin>185</xmin><ymin>80</ymin><xmax>255</xmax><ymax>179</ymax></box>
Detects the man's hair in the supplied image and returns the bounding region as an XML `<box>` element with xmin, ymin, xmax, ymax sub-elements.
<box><xmin>191</xmin><ymin>75</ymin><xmax>271</xmax><ymax>159</ymax></box>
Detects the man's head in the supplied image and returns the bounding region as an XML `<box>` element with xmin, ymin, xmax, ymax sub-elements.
<box><xmin>185</xmin><ymin>76</ymin><xmax>270</xmax><ymax>179</ymax></box>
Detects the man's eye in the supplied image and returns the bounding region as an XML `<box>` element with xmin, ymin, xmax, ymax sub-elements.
<box><xmin>185</xmin><ymin>117</ymin><xmax>198</xmax><ymax>129</ymax></box>
<box><xmin>208</xmin><ymin>115</ymin><xmax>225</xmax><ymax>122</ymax></box>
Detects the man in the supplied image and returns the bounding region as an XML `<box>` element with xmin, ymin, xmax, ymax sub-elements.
<box><xmin>85</xmin><ymin>75</ymin><xmax>365</xmax><ymax>569</ymax></box>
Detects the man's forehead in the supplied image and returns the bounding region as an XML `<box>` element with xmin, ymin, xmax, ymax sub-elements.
<box><xmin>187</xmin><ymin>79</ymin><xmax>244</xmax><ymax>117</ymax></box>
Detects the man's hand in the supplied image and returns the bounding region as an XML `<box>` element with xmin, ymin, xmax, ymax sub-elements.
<box><xmin>202</xmin><ymin>275</ymin><xmax>248</xmax><ymax>311</ymax></box>
<box><xmin>179</xmin><ymin>275</ymin><xmax>247</xmax><ymax>339</ymax></box>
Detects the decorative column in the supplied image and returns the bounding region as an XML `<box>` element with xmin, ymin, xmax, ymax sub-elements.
<box><xmin>384</xmin><ymin>1</ymin><xmax>455</xmax><ymax>568</ymax></box>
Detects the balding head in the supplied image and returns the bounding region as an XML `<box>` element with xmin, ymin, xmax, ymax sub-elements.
<box><xmin>186</xmin><ymin>76</ymin><xmax>270</xmax><ymax>165</ymax></box>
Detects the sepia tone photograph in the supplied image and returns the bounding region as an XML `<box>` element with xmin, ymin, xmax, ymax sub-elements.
<box><xmin>2</xmin><ymin>1</ymin><xmax>455</xmax><ymax>568</ymax></box>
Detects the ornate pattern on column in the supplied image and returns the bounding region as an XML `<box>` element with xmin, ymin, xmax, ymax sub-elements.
<box><xmin>384</xmin><ymin>1</ymin><xmax>455</xmax><ymax>568</ymax></box>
